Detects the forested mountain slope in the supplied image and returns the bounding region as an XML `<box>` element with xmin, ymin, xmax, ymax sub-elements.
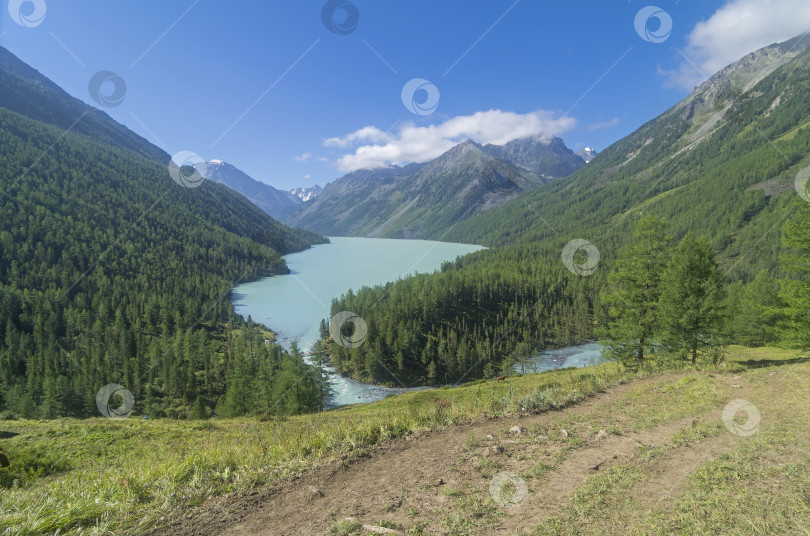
<box><xmin>323</xmin><ymin>34</ymin><xmax>810</xmax><ymax>386</ymax></box>
<box><xmin>0</xmin><ymin>50</ymin><xmax>327</xmax><ymax>418</ymax></box>
<box><xmin>448</xmin><ymin>34</ymin><xmax>810</xmax><ymax>282</ymax></box>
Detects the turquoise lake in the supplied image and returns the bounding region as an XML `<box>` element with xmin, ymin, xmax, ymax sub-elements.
<box><xmin>232</xmin><ymin>237</ymin><xmax>602</xmax><ymax>407</ymax></box>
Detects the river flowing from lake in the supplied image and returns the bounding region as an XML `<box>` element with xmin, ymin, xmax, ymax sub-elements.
<box><xmin>232</xmin><ymin>237</ymin><xmax>602</xmax><ymax>407</ymax></box>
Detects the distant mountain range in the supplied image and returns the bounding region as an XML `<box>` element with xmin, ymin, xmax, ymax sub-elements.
<box><xmin>204</xmin><ymin>162</ymin><xmax>323</xmax><ymax>220</ymax></box>
<box><xmin>286</xmin><ymin>135</ymin><xmax>586</xmax><ymax>238</ymax></box>
<box><xmin>205</xmin><ymin>134</ymin><xmax>587</xmax><ymax>239</ymax></box>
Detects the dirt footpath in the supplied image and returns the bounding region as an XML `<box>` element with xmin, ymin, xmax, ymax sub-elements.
<box><xmin>151</xmin><ymin>372</ymin><xmax>745</xmax><ymax>536</ymax></box>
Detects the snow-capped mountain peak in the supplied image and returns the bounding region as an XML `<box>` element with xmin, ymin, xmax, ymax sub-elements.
<box><xmin>290</xmin><ymin>185</ymin><xmax>323</xmax><ymax>202</ymax></box>
<box><xmin>577</xmin><ymin>147</ymin><xmax>598</xmax><ymax>164</ymax></box>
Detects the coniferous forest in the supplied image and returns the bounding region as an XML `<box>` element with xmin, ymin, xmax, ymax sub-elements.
<box><xmin>0</xmin><ymin>104</ymin><xmax>328</xmax><ymax>419</ymax></box>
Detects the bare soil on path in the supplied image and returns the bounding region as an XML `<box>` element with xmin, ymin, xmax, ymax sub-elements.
<box><xmin>151</xmin><ymin>372</ymin><xmax>750</xmax><ymax>536</ymax></box>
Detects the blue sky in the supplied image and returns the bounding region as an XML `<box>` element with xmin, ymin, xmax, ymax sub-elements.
<box><xmin>2</xmin><ymin>0</ymin><xmax>809</xmax><ymax>190</ymax></box>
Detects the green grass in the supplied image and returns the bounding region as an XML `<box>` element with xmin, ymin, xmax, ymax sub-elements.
<box><xmin>528</xmin><ymin>345</ymin><xmax>810</xmax><ymax>535</ymax></box>
<box><xmin>0</xmin><ymin>346</ymin><xmax>799</xmax><ymax>535</ymax></box>
<box><xmin>328</xmin><ymin>519</ymin><xmax>363</xmax><ymax>535</ymax></box>
<box><xmin>441</xmin><ymin>486</ymin><xmax>463</xmax><ymax>497</ymax></box>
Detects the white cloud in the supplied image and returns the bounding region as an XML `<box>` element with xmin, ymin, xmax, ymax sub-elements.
<box><xmin>324</xmin><ymin>126</ymin><xmax>392</xmax><ymax>148</ymax></box>
<box><xmin>303</xmin><ymin>174</ymin><xmax>311</xmax><ymax>180</ymax></box>
<box><xmin>664</xmin><ymin>0</ymin><xmax>810</xmax><ymax>90</ymax></box>
<box><xmin>328</xmin><ymin>109</ymin><xmax>577</xmax><ymax>172</ymax></box>
<box><xmin>294</xmin><ymin>152</ymin><xmax>312</xmax><ymax>162</ymax></box>
<box><xmin>585</xmin><ymin>117</ymin><xmax>619</xmax><ymax>131</ymax></box>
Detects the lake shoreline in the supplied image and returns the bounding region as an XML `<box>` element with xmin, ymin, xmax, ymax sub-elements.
<box><xmin>231</xmin><ymin>237</ymin><xmax>602</xmax><ymax>407</ymax></box>
<box><xmin>232</xmin><ymin>237</ymin><xmax>485</xmax><ymax>406</ymax></box>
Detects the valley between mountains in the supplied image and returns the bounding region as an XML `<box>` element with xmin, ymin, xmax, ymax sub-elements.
<box><xmin>1</xmin><ymin>10</ymin><xmax>810</xmax><ymax>536</ymax></box>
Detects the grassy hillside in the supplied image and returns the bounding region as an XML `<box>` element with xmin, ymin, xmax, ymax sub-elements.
<box><xmin>0</xmin><ymin>346</ymin><xmax>805</xmax><ymax>534</ymax></box>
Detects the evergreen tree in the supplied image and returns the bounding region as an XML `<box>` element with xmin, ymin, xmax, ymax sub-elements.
<box><xmin>511</xmin><ymin>342</ymin><xmax>532</xmax><ymax>374</ymax></box>
<box><xmin>598</xmin><ymin>216</ymin><xmax>671</xmax><ymax>367</ymax></box>
<box><xmin>659</xmin><ymin>234</ymin><xmax>726</xmax><ymax>363</ymax></box>
<box><xmin>778</xmin><ymin>201</ymin><xmax>810</xmax><ymax>350</ymax></box>
<box><xmin>309</xmin><ymin>341</ymin><xmax>335</xmax><ymax>411</ymax></box>
<box><xmin>190</xmin><ymin>395</ymin><xmax>208</xmax><ymax>420</ymax></box>
<box><xmin>726</xmin><ymin>271</ymin><xmax>782</xmax><ymax>346</ymax></box>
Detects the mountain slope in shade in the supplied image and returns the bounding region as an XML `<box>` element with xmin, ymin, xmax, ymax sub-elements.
<box><xmin>288</xmin><ymin>140</ymin><xmax>554</xmax><ymax>238</ymax></box>
<box><xmin>0</xmin><ymin>47</ymin><xmax>166</xmax><ymax>163</ymax></box>
<box><xmin>205</xmin><ymin>160</ymin><xmax>303</xmax><ymax>221</ymax></box>
<box><xmin>288</xmin><ymin>136</ymin><xmax>583</xmax><ymax>238</ymax></box>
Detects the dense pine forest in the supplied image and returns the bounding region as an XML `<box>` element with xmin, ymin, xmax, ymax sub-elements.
<box><xmin>0</xmin><ymin>65</ymin><xmax>329</xmax><ymax>418</ymax></box>
<box><xmin>320</xmin><ymin>42</ymin><xmax>810</xmax><ymax>386</ymax></box>
<box><xmin>323</xmin><ymin>242</ymin><xmax>597</xmax><ymax>385</ymax></box>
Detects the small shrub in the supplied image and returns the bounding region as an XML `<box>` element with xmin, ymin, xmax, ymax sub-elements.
<box><xmin>328</xmin><ymin>519</ymin><xmax>362</xmax><ymax>535</ymax></box>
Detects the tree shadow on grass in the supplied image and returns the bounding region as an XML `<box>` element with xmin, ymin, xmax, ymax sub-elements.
<box><xmin>737</xmin><ymin>356</ymin><xmax>810</xmax><ymax>369</ymax></box>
